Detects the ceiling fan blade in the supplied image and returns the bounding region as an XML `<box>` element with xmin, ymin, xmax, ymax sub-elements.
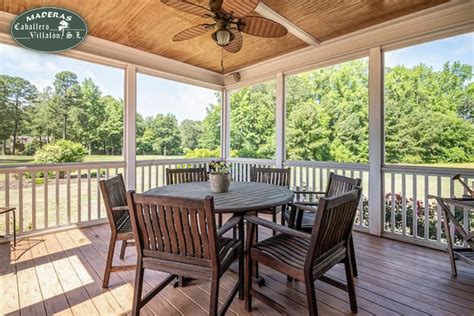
<box><xmin>222</xmin><ymin>0</ymin><xmax>259</xmax><ymax>18</ymax></box>
<box><xmin>209</xmin><ymin>0</ymin><xmax>224</xmax><ymax>14</ymax></box>
<box><xmin>223</xmin><ymin>29</ymin><xmax>243</xmax><ymax>53</ymax></box>
<box><xmin>172</xmin><ymin>24</ymin><xmax>213</xmax><ymax>41</ymax></box>
<box><xmin>239</xmin><ymin>16</ymin><xmax>287</xmax><ymax>38</ymax></box>
<box><xmin>161</xmin><ymin>0</ymin><xmax>212</xmax><ymax>18</ymax></box>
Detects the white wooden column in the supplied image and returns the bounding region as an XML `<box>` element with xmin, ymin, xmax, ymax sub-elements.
<box><xmin>368</xmin><ymin>47</ymin><xmax>384</xmax><ymax>236</ymax></box>
<box><xmin>221</xmin><ymin>88</ymin><xmax>231</xmax><ymax>160</ymax></box>
<box><xmin>124</xmin><ymin>64</ymin><xmax>137</xmax><ymax>190</ymax></box>
<box><xmin>275</xmin><ymin>72</ymin><xmax>285</xmax><ymax>168</ymax></box>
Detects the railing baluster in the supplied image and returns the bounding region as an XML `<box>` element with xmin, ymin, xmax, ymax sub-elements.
<box><xmin>424</xmin><ymin>175</ymin><xmax>429</xmax><ymax>240</ymax></box>
<box><xmin>44</xmin><ymin>172</ymin><xmax>48</xmax><ymax>229</ymax></box>
<box><xmin>141</xmin><ymin>165</ymin><xmax>145</xmax><ymax>193</ymax></box>
<box><xmin>413</xmin><ymin>174</ymin><xmax>417</xmax><ymax>238</ymax></box>
<box><xmin>87</xmin><ymin>169</ymin><xmax>92</xmax><ymax>222</ymax></box>
<box><xmin>436</xmin><ymin>176</ymin><xmax>442</xmax><ymax>242</ymax></box>
<box><xmin>18</xmin><ymin>172</ymin><xmax>23</xmax><ymax>233</ymax></box>
<box><xmin>390</xmin><ymin>173</ymin><xmax>395</xmax><ymax>233</ymax></box>
<box><xmin>155</xmin><ymin>165</ymin><xmax>159</xmax><ymax>187</ymax></box>
<box><xmin>32</xmin><ymin>172</ymin><xmax>36</xmax><ymax>231</ymax></box>
<box><xmin>77</xmin><ymin>169</ymin><xmax>81</xmax><ymax>223</ymax></box>
<box><xmin>4</xmin><ymin>173</ymin><xmax>10</xmax><ymax>237</ymax></box>
<box><xmin>462</xmin><ymin>176</ymin><xmax>469</xmax><ymax>234</ymax></box>
<box><xmin>55</xmin><ymin>171</ymin><xmax>60</xmax><ymax>226</ymax></box>
<box><xmin>148</xmin><ymin>164</ymin><xmax>152</xmax><ymax>191</ymax></box>
<box><xmin>97</xmin><ymin>168</ymin><xmax>101</xmax><ymax>219</ymax></box>
<box><xmin>67</xmin><ymin>170</ymin><xmax>71</xmax><ymax>225</ymax></box>
<box><xmin>402</xmin><ymin>173</ymin><xmax>406</xmax><ymax>236</ymax></box>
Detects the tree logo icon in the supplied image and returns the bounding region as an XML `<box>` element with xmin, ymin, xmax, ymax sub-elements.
<box><xmin>58</xmin><ymin>20</ymin><xmax>69</xmax><ymax>37</ymax></box>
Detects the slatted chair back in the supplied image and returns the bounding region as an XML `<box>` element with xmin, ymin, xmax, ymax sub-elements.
<box><xmin>166</xmin><ymin>167</ymin><xmax>208</xmax><ymax>185</ymax></box>
<box><xmin>325</xmin><ymin>172</ymin><xmax>362</xmax><ymax>198</ymax></box>
<box><xmin>127</xmin><ymin>192</ymin><xmax>219</xmax><ymax>267</ymax></box>
<box><xmin>250</xmin><ymin>167</ymin><xmax>290</xmax><ymax>188</ymax></box>
<box><xmin>99</xmin><ymin>174</ymin><xmax>128</xmax><ymax>232</ymax></box>
<box><xmin>306</xmin><ymin>188</ymin><xmax>362</xmax><ymax>268</ymax></box>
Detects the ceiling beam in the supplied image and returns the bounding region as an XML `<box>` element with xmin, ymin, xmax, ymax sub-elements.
<box><xmin>254</xmin><ymin>2</ymin><xmax>320</xmax><ymax>46</ymax></box>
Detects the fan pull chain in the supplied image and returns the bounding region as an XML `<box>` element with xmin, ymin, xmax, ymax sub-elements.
<box><xmin>220</xmin><ymin>47</ymin><xmax>225</xmax><ymax>74</ymax></box>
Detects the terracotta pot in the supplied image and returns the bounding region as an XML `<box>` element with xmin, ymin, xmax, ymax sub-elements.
<box><xmin>209</xmin><ymin>173</ymin><xmax>230</xmax><ymax>193</ymax></box>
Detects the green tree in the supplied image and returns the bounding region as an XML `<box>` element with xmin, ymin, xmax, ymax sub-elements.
<box><xmin>230</xmin><ymin>82</ymin><xmax>276</xmax><ymax>158</ymax></box>
<box><xmin>51</xmin><ymin>71</ymin><xmax>82</xmax><ymax>140</ymax></box>
<box><xmin>99</xmin><ymin>96</ymin><xmax>123</xmax><ymax>155</ymax></box>
<box><xmin>199</xmin><ymin>102</ymin><xmax>221</xmax><ymax>151</ymax></box>
<box><xmin>0</xmin><ymin>75</ymin><xmax>38</xmax><ymax>154</ymax></box>
<box><xmin>79</xmin><ymin>78</ymin><xmax>106</xmax><ymax>154</ymax></box>
<box><xmin>180</xmin><ymin>119</ymin><xmax>202</xmax><ymax>150</ymax></box>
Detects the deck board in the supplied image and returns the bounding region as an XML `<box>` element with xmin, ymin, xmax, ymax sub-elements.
<box><xmin>1</xmin><ymin>217</ymin><xmax>473</xmax><ymax>316</ymax></box>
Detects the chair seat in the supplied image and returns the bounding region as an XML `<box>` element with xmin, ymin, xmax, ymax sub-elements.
<box><xmin>218</xmin><ymin>237</ymin><xmax>241</xmax><ymax>269</ymax></box>
<box><xmin>251</xmin><ymin>234</ymin><xmax>309</xmax><ymax>278</ymax></box>
<box><xmin>454</xmin><ymin>248</ymin><xmax>474</xmax><ymax>264</ymax></box>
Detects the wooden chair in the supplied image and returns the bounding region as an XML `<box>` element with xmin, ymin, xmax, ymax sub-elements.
<box><xmin>166</xmin><ymin>167</ymin><xmax>208</xmax><ymax>185</ymax></box>
<box><xmin>99</xmin><ymin>174</ymin><xmax>136</xmax><ymax>288</ymax></box>
<box><xmin>166</xmin><ymin>167</ymin><xmax>221</xmax><ymax>224</ymax></box>
<box><xmin>286</xmin><ymin>172</ymin><xmax>361</xmax><ymax>276</ymax></box>
<box><xmin>126</xmin><ymin>192</ymin><xmax>243</xmax><ymax>316</ymax></box>
<box><xmin>432</xmin><ymin>196</ymin><xmax>473</xmax><ymax>276</ymax></box>
<box><xmin>250</xmin><ymin>166</ymin><xmax>290</xmax><ymax>234</ymax></box>
<box><xmin>244</xmin><ymin>188</ymin><xmax>362</xmax><ymax>315</ymax></box>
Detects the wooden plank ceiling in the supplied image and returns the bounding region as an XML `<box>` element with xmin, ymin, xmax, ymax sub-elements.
<box><xmin>1</xmin><ymin>0</ymin><xmax>447</xmax><ymax>74</ymax></box>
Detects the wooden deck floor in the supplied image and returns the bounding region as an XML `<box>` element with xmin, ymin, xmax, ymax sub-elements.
<box><xmin>1</xmin><ymin>218</ymin><xmax>473</xmax><ymax>316</ymax></box>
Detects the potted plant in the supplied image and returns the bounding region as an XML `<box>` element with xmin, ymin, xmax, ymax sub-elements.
<box><xmin>208</xmin><ymin>160</ymin><xmax>231</xmax><ymax>193</ymax></box>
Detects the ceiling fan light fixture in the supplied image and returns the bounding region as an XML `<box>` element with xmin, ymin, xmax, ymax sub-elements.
<box><xmin>212</xmin><ymin>27</ymin><xmax>234</xmax><ymax>46</ymax></box>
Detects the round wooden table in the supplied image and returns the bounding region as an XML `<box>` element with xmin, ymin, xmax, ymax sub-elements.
<box><xmin>145</xmin><ymin>181</ymin><xmax>294</xmax><ymax>288</ymax></box>
<box><xmin>145</xmin><ymin>181</ymin><xmax>294</xmax><ymax>213</ymax></box>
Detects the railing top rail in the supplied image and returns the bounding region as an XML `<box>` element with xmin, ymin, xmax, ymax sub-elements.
<box><xmin>136</xmin><ymin>157</ymin><xmax>217</xmax><ymax>166</ymax></box>
<box><xmin>383</xmin><ymin>164</ymin><xmax>474</xmax><ymax>176</ymax></box>
<box><xmin>0</xmin><ymin>161</ymin><xmax>126</xmax><ymax>173</ymax></box>
<box><xmin>284</xmin><ymin>160</ymin><xmax>370</xmax><ymax>170</ymax></box>
<box><xmin>225</xmin><ymin>158</ymin><xmax>276</xmax><ymax>165</ymax></box>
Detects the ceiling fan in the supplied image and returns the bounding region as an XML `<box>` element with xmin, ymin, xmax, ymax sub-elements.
<box><xmin>161</xmin><ymin>0</ymin><xmax>288</xmax><ymax>54</ymax></box>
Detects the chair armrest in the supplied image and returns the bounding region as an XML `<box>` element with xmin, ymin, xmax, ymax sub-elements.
<box><xmin>291</xmin><ymin>203</ymin><xmax>318</xmax><ymax>213</ymax></box>
<box><xmin>293</xmin><ymin>190</ymin><xmax>325</xmax><ymax>195</ymax></box>
<box><xmin>217</xmin><ymin>215</ymin><xmax>241</xmax><ymax>237</ymax></box>
<box><xmin>244</xmin><ymin>215</ymin><xmax>311</xmax><ymax>239</ymax></box>
<box><xmin>112</xmin><ymin>206</ymin><xmax>129</xmax><ymax>212</ymax></box>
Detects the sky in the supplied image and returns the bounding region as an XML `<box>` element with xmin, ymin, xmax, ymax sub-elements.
<box><xmin>1</xmin><ymin>32</ymin><xmax>472</xmax><ymax>121</ymax></box>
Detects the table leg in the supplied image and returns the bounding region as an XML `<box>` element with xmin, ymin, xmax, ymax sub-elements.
<box><xmin>248</xmin><ymin>211</ymin><xmax>265</xmax><ymax>287</ymax></box>
<box><xmin>238</xmin><ymin>217</ymin><xmax>244</xmax><ymax>299</ymax></box>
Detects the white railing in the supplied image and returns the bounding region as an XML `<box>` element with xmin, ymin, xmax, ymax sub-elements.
<box><xmin>135</xmin><ymin>158</ymin><xmax>217</xmax><ymax>193</ymax></box>
<box><xmin>0</xmin><ymin>161</ymin><xmax>126</xmax><ymax>238</ymax></box>
<box><xmin>2</xmin><ymin>157</ymin><xmax>471</xmax><ymax>248</ymax></box>
<box><xmin>382</xmin><ymin>165</ymin><xmax>474</xmax><ymax>248</ymax></box>
<box><xmin>227</xmin><ymin>158</ymin><xmax>276</xmax><ymax>182</ymax></box>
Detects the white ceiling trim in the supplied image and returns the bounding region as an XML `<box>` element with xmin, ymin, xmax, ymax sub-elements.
<box><xmin>254</xmin><ymin>2</ymin><xmax>320</xmax><ymax>46</ymax></box>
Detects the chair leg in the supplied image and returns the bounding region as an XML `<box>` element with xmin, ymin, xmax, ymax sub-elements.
<box><xmin>244</xmin><ymin>252</ymin><xmax>253</xmax><ymax>311</ymax></box>
<box><xmin>305</xmin><ymin>277</ymin><xmax>318</xmax><ymax>316</ymax></box>
<box><xmin>349</xmin><ymin>234</ymin><xmax>358</xmax><ymax>277</ymax></box>
<box><xmin>120</xmin><ymin>240</ymin><xmax>127</xmax><ymax>259</ymax></box>
<box><xmin>238</xmin><ymin>218</ymin><xmax>244</xmax><ymax>300</ymax></box>
<box><xmin>344</xmin><ymin>257</ymin><xmax>358</xmax><ymax>313</ymax></box>
<box><xmin>272</xmin><ymin>210</ymin><xmax>277</xmax><ymax>236</ymax></box>
<box><xmin>218</xmin><ymin>213</ymin><xmax>223</xmax><ymax>228</ymax></box>
<box><xmin>131</xmin><ymin>261</ymin><xmax>144</xmax><ymax>316</ymax></box>
<box><xmin>102</xmin><ymin>235</ymin><xmax>116</xmax><ymax>288</ymax></box>
<box><xmin>209</xmin><ymin>277</ymin><xmax>219</xmax><ymax>316</ymax></box>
